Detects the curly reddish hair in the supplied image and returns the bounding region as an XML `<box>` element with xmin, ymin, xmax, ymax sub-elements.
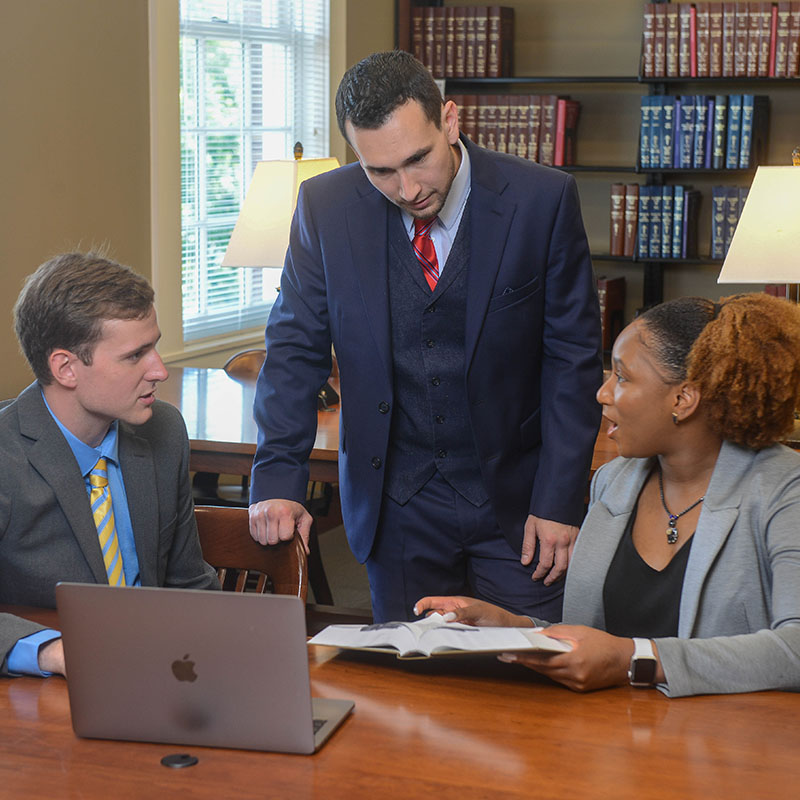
<box><xmin>640</xmin><ymin>294</ymin><xmax>800</xmax><ymax>450</ymax></box>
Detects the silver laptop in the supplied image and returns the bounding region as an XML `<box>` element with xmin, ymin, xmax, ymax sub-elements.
<box><xmin>56</xmin><ymin>583</ymin><xmax>354</xmax><ymax>753</ymax></box>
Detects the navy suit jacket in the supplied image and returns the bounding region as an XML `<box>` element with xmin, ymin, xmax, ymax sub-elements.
<box><xmin>251</xmin><ymin>138</ymin><xmax>603</xmax><ymax>563</ymax></box>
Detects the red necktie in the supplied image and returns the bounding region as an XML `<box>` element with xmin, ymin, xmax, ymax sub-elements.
<box><xmin>413</xmin><ymin>217</ymin><xmax>439</xmax><ymax>291</ymax></box>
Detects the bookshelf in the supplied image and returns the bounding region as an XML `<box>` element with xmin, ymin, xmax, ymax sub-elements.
<box><xmin>395</xmin><ymin>0</ymin><xmax>800</xmax><ymax>322</ymax></box>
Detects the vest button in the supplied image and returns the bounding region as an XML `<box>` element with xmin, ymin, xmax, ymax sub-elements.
<box><xmin>378</xmin><ymin>401</ymin><xmax>390</xmax><ymax>413</ymax></box>
<box><xmin>436</xmin><ymin>449</ymin><xmax>447</xmax><ymax>459</ymax></box>
<box><xmin>431</xmin><ymin>377</ymin><xmax>441</xmax><ymax>386</ymax></box>
<box><xmin>371</xmin><ymin>457</ymin><xmax>382</xmax><ymax>469</ymax></box>
<box><xmin>435</xmin><ymin>415</ymin><xmax>445</xmax><ymax>424</ymax></box>
<box><xmin>426</xmin><ymin>339</ymin><xmax>435</xmax><ymax>348</ymax></box>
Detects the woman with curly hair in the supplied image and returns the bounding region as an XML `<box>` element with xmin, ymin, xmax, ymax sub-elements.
<box><xmin>416</xmin><ymin>294</ymin><xmax>800</xmax><ymax>697</ymax></box>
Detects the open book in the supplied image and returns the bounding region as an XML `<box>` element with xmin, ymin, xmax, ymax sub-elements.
<box><xmin>307</xmin><ymin>613</ymin><xmax>572</xmax><ymax>660</ymax></box>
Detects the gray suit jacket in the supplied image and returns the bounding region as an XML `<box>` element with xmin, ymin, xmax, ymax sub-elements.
<box><xmin>0</xmin><ymin>383</ymin><xmax>218</xmax><ymax>674</ymax></box>
<box><xmin>550</xmin><ymin>440</ymin><xmax>800</xmax><ymax>697</ymax></box>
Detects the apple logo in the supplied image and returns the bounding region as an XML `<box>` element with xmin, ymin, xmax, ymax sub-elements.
<box><xmin>171</xmin><ymin>654</ymin><xmax>198</xmax><ymax>682</ymax></box>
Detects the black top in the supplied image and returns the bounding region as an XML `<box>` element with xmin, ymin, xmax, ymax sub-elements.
<box><xmin>603</xmin><ymin>505</ymin><xmax>694</xmax><ymax>638</ymax></box>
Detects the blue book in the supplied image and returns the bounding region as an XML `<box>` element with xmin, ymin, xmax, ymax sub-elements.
<box><xmin>739</xmin><ymin>95</ymin><xmax>755</xmax><ymax>169</ymax></box>
<box><xmin>639</xmin><ymin>96</ymin><xmax>652</xmax><ymax>169</ymax></box>
<box><xmin>672</xmin><ymin>98</ymin><xmax>682</xmax><ymax>168</ymax></box>
<box><xmin>710</xmin><ymin>186</ymin><xmax>726</xmax><ymax>259</ymax></box>
<box><xmin>711</xmin><ymin>95</ymin><xmax>727</xmax><ymax>170</ymax></box>
<box><xmin>723</xmin><ymin>186</ymin><xmax>740</xmax><ymax>256</ymax></box>
<box><xmin>661</xmin><ymin>186</ymin><xmax>674</xmax><ymax>259</ymax></box>
<box><xmin>726</xmin><ymin>94</ymin><xmax>742</xmax><ymax>170</ymax></box>
<box><xmin>738</xmin><ymin>186</ymin><xmax>749</xmax><ymax>215</ymax></box>
<box><xmin>672</xmin><ymin>185</ymin><xmax>685</xmax><ymax>259</ymax></box>
<box><xmin>650</xmin><ymin>96</ymin><xmax>663</xmax><ymax>171</ymax></box>
<box><xmin>692</xmin><ymin>95</ymin><xmax>708</xmax><ymax>169</ymax></box>
<box><xmin>637</xmin><ymin>186</ymin><xmax>651</xmax><ymax>259</ymax></box>
<box><xmin>678</xmin><ymin>95</ymin><xmax>695</xmax><ymax>169</ymax></box>
<box><xmin>661</xmin><ymin>96</ymin><xmax>676</xmax><ymax>168</ymax></box>
<box><xmin>704</xmin><ymin>97</ymin><xmax>715</xmax><ymax>168</ymax></box>
<box><xmin>649</xmin><ymin>187</ymin><xmax>662</xmax><ymax>259</ymax></box>
<box><xmin>682</xmin><ymin>190</ymin><xmax>701</xmax><ymax>258</ymax></box>
<box><xmin>739</xmin><ymin>95</ymin><xmax>768</xmax><ymax>169</ymax></box>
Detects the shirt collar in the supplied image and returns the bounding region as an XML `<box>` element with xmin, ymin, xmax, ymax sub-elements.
<box><xmin>403</xmin><ymin>138</ymin><xmax>471</xmax><ymax>235</ymax></box>
<box><xmin>41</xmin><ymin>389</ymin><xmax>120</xmax><ymax>477</ymax></box>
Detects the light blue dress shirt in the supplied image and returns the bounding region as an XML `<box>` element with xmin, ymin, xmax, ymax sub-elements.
<box><xmin>7</xmin><ymin>396</ymin><xmax>141</xmax><ymax>676</ymax></box>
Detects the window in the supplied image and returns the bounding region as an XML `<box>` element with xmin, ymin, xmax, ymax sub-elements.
<box><xmin>179</xmin><ymin>0</ymin><xmax>329</xmax><ymax>342</ymax></box>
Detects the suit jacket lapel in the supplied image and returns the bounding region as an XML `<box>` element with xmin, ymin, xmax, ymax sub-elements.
<box><xmin>118</xmin><ymin>425</ymin><xmax>159</xmax><ymax>586</ymax></box>
<box><xmin>17</xmin><ymin>385</ymin><xmax>108</xmax><ymax>583</ymax></box>
<box><xmin>678</xmin><ymin>441</ymin><xmax>747</xmax><ymax>637</ymax></box>
<box><xmin>463</xmin><ymin>140</ymin><xmax>516</xmax><ymax>369</ymax></box>
<box><xmin>345</xmin><ymin>181</ymin><xmax>392</xmax><ymax>383</ymax></box>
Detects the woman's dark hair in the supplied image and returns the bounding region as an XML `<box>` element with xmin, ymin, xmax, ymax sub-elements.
<box><xmin>639</xmin><ymin>294</ymin><xmax>800</xmax><ymax>450</ymax></box>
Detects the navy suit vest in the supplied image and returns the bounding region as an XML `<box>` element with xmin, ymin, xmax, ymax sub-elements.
<box><xmin>383</xmin><ymin>205</ymin><xmax>488</xmax><ymax>507</ymax></box>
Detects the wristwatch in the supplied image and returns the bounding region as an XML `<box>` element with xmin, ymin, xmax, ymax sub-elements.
<box><xmin>628</xmin><ymin>637</ymin><xmax>657</xmax><ymax>688</ymax></box>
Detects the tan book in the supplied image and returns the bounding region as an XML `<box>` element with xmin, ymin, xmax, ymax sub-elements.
<box><xmin>757</xmin><ymin>1</ymin><xmax>773</xmax><ymax>76</ymax></box>
<box><xmin>747</xmin><ymin>1</ymin><xmax>761</xmax><ymax>76</ymax></box>
<box><xmin>722</xmin><ymin>2</ymin><xmax>737</xmax><ymax>76</ymax></box>
<box><xmin>696</xmin><ymin>3</ymin><xmax>711</xmax><ymax>77</ymax></box>
<box><xmin>475</xmin><ymin>6</ymin><xmax>489</xmax><ymax>78</ymax></box>
<box><xmin>654</xmin><ymin>3</ymin><xmax>668</xmax><ymax>76</ymax></box>
<box><xmin>709</xmin><ymin>2</ymin><xmax>724</xmax><ymax>76</ymax></box>
<box><xmin>679</xmin><ymin>3</ymin><xmax>693</xmax><ymax>76</ymax></box>
<box><xmin>666</xmin><ymin>4</ymin><xmax>680</xmax><ymax>76</ymax></box>
<box><xmin>734</xmin><ymin>2</ymin><xmax>750</xmax><ymax>76</ymax></box>
<box><xmin>642</xmin><ymin>3</ymin><xmax>656</xmax><ymax>77</ymax></box>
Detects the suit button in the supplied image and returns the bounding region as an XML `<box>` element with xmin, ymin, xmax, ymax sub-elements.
<box><xmin>431</xmin><ymin>377</ymin><xmax>441</xmax><ymax>386</ymax></box>
<box><xmin>371</xmin><ymin>457</ymin><xmax>382</xmax><ymax>469</ymax></box>
<box><xmin>436</xmin><ymin>449</ymin><xmax>447</xmax><ymax>459</ymax></box>
<box><xmin>378</xmin><ymin>401</ymin><xmax>390</xmax><ymax>414</ymax></box>
<box><xmin>427</xmin><ymin>304</ymin><xmax>436</xmax><ymax>313</ymax></box>
<box><xmin>426</xmin><ymin>339</ymin><xmax>435</xmax><ymax>348</ymax></box>
<box><xmin>435</xmin><ymin>415</ymin><xmax>445</xmax><ymax>424</ymax></box>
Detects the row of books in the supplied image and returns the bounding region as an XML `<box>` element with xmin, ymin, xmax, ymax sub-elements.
<box><xmin>609</xmin><ymin>184</ymin><xmax>701</xmax><ymax>260</ymax></box>
<box><xmin>641</xmin><ymin>2</ymin><xmax>800</xmax><ymax>78</ymax></box>
<box><xmin>411</xmin><ymin>5</ymin><xmax>514</xmax><ymax>78</ymax></box>
<box><xmin>448</xmin><ymin>94</ymin><xmax>581</xmax><ymax>166</ymax></box>
<box><xmin>711</xmin><ymin>185</ymin><xmax>750</xmax><ymax>257</ymax></box>
<box><xmin>639</xmin><ymin>94</ymin><xmax>768</xmax><ymax>169</ymax></box>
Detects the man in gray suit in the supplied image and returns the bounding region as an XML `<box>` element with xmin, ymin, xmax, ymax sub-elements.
<box><xmin>0</xmin><ymin>252</ymin><xmax>218</xmax><ymax>678</ymax></box>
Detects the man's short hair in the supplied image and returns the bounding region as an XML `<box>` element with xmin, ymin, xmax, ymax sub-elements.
<box><xmin>335</xmin><ymin>50</ymin><xmax>443</xmax><ymax>142</ymax></box>
<box><xmin>14</xmin><ymin>251</ymin><xmax>155</xmax><ymax>384</ymax></box>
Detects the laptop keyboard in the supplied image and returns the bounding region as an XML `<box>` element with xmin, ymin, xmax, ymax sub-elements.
<box><xmin>312</xmin><ymin>718</ymin><xmax>326</xmax><ymax>734</ymax></box>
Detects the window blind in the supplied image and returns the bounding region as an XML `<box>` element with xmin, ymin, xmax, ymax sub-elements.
<box><xmin>179</xmin><ymin>0</ymin><xmax>329</xmax><ymax>342</ymax></box>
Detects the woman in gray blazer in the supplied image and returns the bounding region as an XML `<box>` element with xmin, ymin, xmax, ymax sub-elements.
<box><xmin>416</xmin><ymin>294</ymin><xmax>800</xmax><ymax>697</ymax></box>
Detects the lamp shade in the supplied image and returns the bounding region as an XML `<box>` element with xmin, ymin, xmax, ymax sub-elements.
<box><xmin>221</xmin><ymin>157</ymin><xmax>340</xmax><ymax>268</ymax></box>
<box><xmin>717</xmin><ymin>166</ymin><xmax>800</xmax><ymax>284</ymax></box>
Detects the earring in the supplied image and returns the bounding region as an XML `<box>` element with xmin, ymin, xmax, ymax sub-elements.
<box><xmin>672</xmin><ymin>412</ymin><xmax>679</xmax><ymax>426</ymax></box>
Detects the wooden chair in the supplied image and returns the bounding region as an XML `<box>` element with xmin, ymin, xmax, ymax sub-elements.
<box><xmin>223</xmin><ymin>348</ymin><xmax>266</xmax><ymax>382</ymax></box>
<box><xmin>194</xmin><ymin>505</ymin><xmax>308</xmax><ymax>604</ymax></box>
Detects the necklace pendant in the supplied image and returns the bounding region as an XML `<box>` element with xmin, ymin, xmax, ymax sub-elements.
<box><xmin>666</xmin><ymin>525</ymin><xmax>679</xmax><ymax>545</ymax></box>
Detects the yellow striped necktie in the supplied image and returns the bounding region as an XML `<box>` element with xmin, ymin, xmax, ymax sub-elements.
<box><xmin>89</xmin><ymin>457</ymin><xmax>126</xmax><ymax>587</ymax></box>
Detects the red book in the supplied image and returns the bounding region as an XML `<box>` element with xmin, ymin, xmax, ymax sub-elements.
<box><xmin>484</xmin><ymin>94</ymin><xmax>499</xmax><ymax>152</ymax></box>
<box><xmin>696</xmin><ymin>3</ymin><xmax>711</xmax><ymax>77</ymax></box>
<box><xmin>459</xmin><ymin>94</ymin><xmax>478</xmax><ymax>143</ymax></box>
<box><xmin>476</xmin><ymin>94</ymin><xmax>490</xmax><ymax>149</ymax></box>
<box><xmin>769</xmin><ymin>2</ymin><xmax>779</xmax><ymax>75</ymax></box>
<box><xmin>538</xmin><ymin>95</ymin><xmax>558</xmax><ymax>166</ymax></box>
<box><xmin>445</xmin><ymin>7</ymin><xmax>456</xmax><ymax>78</ymax></box>
<box><xmin>411</xmin><ymin>7</ymin><xmax>424</xmax><ymax>64</ymax></box>
<box><xmin>747</xmin><ymin>2</ymin><xmax>761</xmax><ymax>77</ymax></box>
<box><xmin>709</xmin><ymin>3</ymin><xmax>724</xmax><ymax>76</ymax></box>
<box><xmin>642</xmin><ymin>3</ymin><xmax>656</xmax><ymax>77</ymax></box>
<box><xmin>787</xmin><ymin>1</ymin><xmax>800</xmax><ymax>76</ymax></box>
<box><xmin>623</xmin><ymin>184</ymin><xmax>640</xmax><ymax>258</ymax></box>
<box><xmin>528</xmin><ymin>95</ymin><xmax>542</xmax><ymax>162</ymax></box>
<box><xmin>465</xmin><ymin>7</ymin><xmax>477</xmax><ymax>77</ymax></box>
<box><xmin>654</xmin><ymin>4</ymin><xmax>668</xmax><ymax>76</ymax></box>
<box><xmin>496</xmin><ymin>94</ymin><xmax>510</xmax><ymax>154</ymax></box>
<box><xmin>563</xmin><ymin>100</ymin><xmax>581</xmax><ymax>166</ymax></box>
<box><xmin>690</xmin><ymin>4</ymin><xmax>698</xmax><ymax>76</ymax></box>
<box><xmin>722</xmin><ymin>2</ymin><xmax>737</xmax><ymax>76</ymax></box>
<box><xmin>507</xmin><ymin>96</ymin><xmax>521</xmax><ymax>158</ymax></box>
<box><xmin>734</xmin><ymin>2</ymin><xmax>750</xmax><ymax>76</ymax></box>
<box><xmin>679</xmin><ymin>3</ymin><xmax>693</xmax><ymax>76</ymax></box>
<box><xmin>596</xmin><ymin>276</ymin><xmax>626</xmax><ymax>352</ymax></box>
<box><xmin>515</xmin><ymin>97</ymin><xmax>530</xmax><ymax>160</ymax></box>
<box><xmin>666</xmin><ymin>4</ymin><xmax>680</xmax><ymax>76</ymax></box>
<box><xmin>758</xmin><ymin>1</ymin><xmax>774</xmax><ymax>76</ymax></box>
<box><xmin>775</xmin><ymin>2</ymin><xmax>792</xmax><ymax>76</ymax></box>
<box><xmin>554</xmin><ymin>98</ymin><xmax>568</xmax><ymax>167</ymax></box>
<box><xmin>423</xmin><ymin>6</ymin><xmax>435</xmax><ymax>73</ymax></box>
<box><xmin>475</xmin><ymin>5</ymin><xmax>489</xmax><ymax>78</ymax></box>
<box><xmin>487</xmin><ymin>7</ymin><xmax>514</xmax><ymax>78</ymax></box>
<box><xmin>453</xmin><ymin>6</ymin><xmax>468</xmax><ymax>78</ymax></box>
<box><xmin>432</xmin><ymin>6</ymin><xmax>446</xmax><ymax>78</ymax></box>
<box><xmin>609</xmin><ymin>184</ymin><xmax>625</xmax><ymax>256</ymax></box>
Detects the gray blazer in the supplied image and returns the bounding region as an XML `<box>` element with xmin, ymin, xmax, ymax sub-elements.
<box><xmin>0</xmin><ymin>383</ymin><xmax>218</xmax><ymax>673</ymax></box>
<box><xmin>551</xmin><ymin>440</ymin><xmax>800</xmax><ymax>697</ymax></box>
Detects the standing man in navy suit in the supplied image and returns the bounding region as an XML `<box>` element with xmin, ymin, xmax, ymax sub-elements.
<box><xmin>249</xmin><ymin>51</ymin><xmax>602</xmax><ymax>622</ymax></box>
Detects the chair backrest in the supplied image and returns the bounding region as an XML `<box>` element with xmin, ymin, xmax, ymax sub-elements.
<box><xmin>194</xmin><ymin>505</ymin><xmax>307</xmax><ymax>603</ymax></box>
<box><xmin>223</xmin><ymin>349</ymin><xmax>266</xmax><ymax>382</ymax></box>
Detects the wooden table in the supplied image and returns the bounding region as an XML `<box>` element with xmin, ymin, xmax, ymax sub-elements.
<box><xmin>2</xmin><ymin>606</ymin><xmax>798</xmax><ymax>799</ymax></box>
<box><xmin>159</xmin><ymin>366</ymin><xmax>340</xmax><ymax>483</ymax></box>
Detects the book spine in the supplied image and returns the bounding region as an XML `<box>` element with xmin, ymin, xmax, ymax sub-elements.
<box><xmin>639</xmin><ymin>96</ymin><xmax>652</xmax><ymax>169</ymax></box>
<box><xmin>661</xmin><ymin>96</ymin><xmax>675</xmax><ymax>169</ymax></box>
<box><xmin>769</xmin><ymin>2</ymin><xmax>779</xmax><ymax>75</ymax></box>
<box><xmin>726</xmin><ymin>95</ymin><xmax>743</xmax><ymax>169</ymax></box>
<box><xmin>735</xmin><ymin>3</ymin><xmax>750</xmax><ymax>76</ymax></box>
<box><xmin>679</xmin><ymin>4</ymin><xmax>693</xmax><ymax>76</ymax></box>
<box><xmin>661</xmin><ymin>186</ymin><xmax>674</xmax><ymax>260</ymax></box>
<box><xmin>690</xmin><ymin>4</ymin><xmax>698</xmax><ymax>76</ymax></box>
<box><xmin>501</xmin><ymin>7</ymin><xmax>515</xmax><ymax>76</ymax></box>
<box><xmin>649</xmin><ymin>188</ymin><xmax>662</xmax><ymax>259</ymax></box>
<box><xmin>528</xmin><ymin>95</ymin><xmax>542</xmax><ymax>162</ymax></box>
<box><xmin>683</xmin><ymin>190</ymin><xmax>701</xmax><ymax>258</ymax></box>
<box><xmin>722</xmin><ymin>2</ymin><xmax>737</xmax><ymax>76</ymax></box>
<box><xmin>642</xmin><ymin>3</ymin><xmax>656</xmax><ymax>77</ymax></box>
<box><xmin>596</xmin><ymin>276</ymin><xmax>626</xmax><ymax>351</ymax></box>
<box><xmin>411</xmin><ymin>7</ymin><xmax>424</xmax><ymax>64</ymax></box>
<box><xmin>475</xmin><ymin>5</ymin><xmax>489</xmax><ymax>78</ymax></box>
<box><xmin>649</xmin><ymin>95</ymin><xmax>663</xmax><ymax>171</ymax></box>
<box><xmin>672</xmin><ymin>97</ymin><xmax>682</xmax><ymax>167</ymax></box>
<box><xmin>679</xmin><ymin>95</ymin><xmax>695</xmax><ymax>169</ymax></box>
<box><xmin>666</xmin><ymin>5</ymin><xmax>680</xmax><ymax>76</ymax></box>
<box><xmin>515</xmin><ymin>96</ymin><xmax>530</xmax><ymax>160</ymax></box>
<box><xmin>423</xmin><ymin>7</ymin><xmax>435</xmax><ymax>73</ymax></box>
<box><xmin>496</xmin><ymin>94</ymin><xmax>510</xmax><ymax>154</ymax></box>
<box><xmin>672</xmin><ymin>185</ymin><xmax>685</xmax><ymax>259</ymax></box>
<box><xmin>775</xmin><ymin>2</ymin><xmax>792</xmax><ymax>76</ymax></box>
<box><xmin>739</xmin><ymin>94</ymin><xmax>755</xmax><ymax>168</ymax></box>
<box><xmin>724</xmin><ymin>186</ymin><xmax>741</xmax><ymax>255</ymax></box>
<box><xmin>705</xmin><ymin>97</ymin><xmax>715</xmax><ymax>168</ymax></box>
<box><xmin>445</xmin><ymin>7</ymin><xmax>456</xmax><ymax>79</ymax></box>
<box><xmin>461</xmin><ymin>94</ymin><xmax>478</xmax><ymax>143</ymax></box>
<box><xmin>697</xmin><ymin>4</ymin><xmax>711</xmax><ymax>76</ymax></box>
<box><xmin>554</xmin><ymin>97</ymin><xmax>567</xmax><ymax>166</ymax></box>
<box><xmin>539</xmin><ymin>95</ymin><xmax>558</xmax><ymax>166</ymax></box>
<box><xmin>787</xmin><ymin>2</ymin><xmax>800</xmax><ymax>76</ymax></box>
<box><xmin>637</xmin><ymin>186</ymin><xmax>651</xmax><ymax>260</ymax></box>
<box><xmin>712</xmin><ymin>95</ymin><xmax>728</xmax><ymax>169</ymax></box>
<box><xmin>454</xmin><ymin>7</ymin><xmax>467</xmax><ymax>78</ymax></box>
<box><xmin>624</xmin><ymin>184</ymin><xmax>640</xmax><ymax>258</ymax></box>
<box><xmin>432</xmin><ymin>6</ymin><xmax>446</xmax><ymax>78</ymax></box>
<box><xmin>693</xmin><ymin>94</ymin><xmax>709</xmax><ymax>169</ymax></box>
<box><xmin>488</xmin><ymin>6</ymin><xmax>502</xmax><ymax>78</ymax></box>
<box><xmin>465</xmin><ymin>7</ymin><xmax>477</xmax><ymax>77</ymax></box>
<box><xmin>563</xmin><ymin>100</ymin><xmax>581</xmax><ymax>166</ymax></box>
<box><xmin>655</xmin><ymin>4</ymin><xmax>668</xmax><ymax>75</ymax></box>
<box><xmin>747</xmin><ymin>1</ymin><xmax>761</xmax><ymax>76</ymax></box>
<box><xmin>710</xmin><ymin>3</ymin><xmax>724</xmax><ymax>76</ymax></box>
<box><xmin>485</xmin><ymin>94</ymin><xmax>499</xmax><ymax>152</ymax></box>
<box><xmin>610</xmin><ymin>183</ymin><xmax>626</xmax><ymax>256</ymax></box>
<box><xmin>476</xmin><ymin>94</ymin><xmax>490</xmax><ymax>149</ymax></box>
<box><xmin>758</xmin><ymin>1</ymin><xmax>774</xmax><ymax>76</ymax></box>
<box><xmin>507</xmin><ymin>95</ymin><xmax>520</xmax><ymax>159</ymax></box>
<box><xmin>711</xmin><ymin>186</ymin><xmax>727</xmax><ymax>259</ymax></box>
